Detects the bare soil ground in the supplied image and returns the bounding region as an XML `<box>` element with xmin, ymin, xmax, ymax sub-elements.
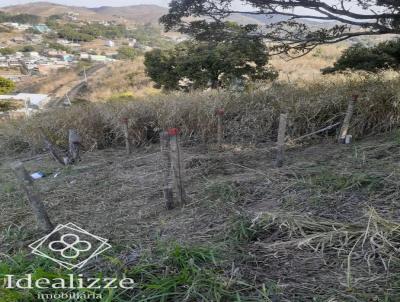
<box><xmin>1</xmin><ymin>132</ymin><xmax>400</xmax><ymax>301</ymax></box>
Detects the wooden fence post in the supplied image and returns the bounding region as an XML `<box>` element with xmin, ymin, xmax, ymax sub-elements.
<box><xmin>160</xmin><ymin>131</ymin><xmax>174</xmax><ymax>209</ymax></box>
<box><xmin>39</xmin><ymin>128</ymin><xmax>65</xmax><ymax>166</ymax></box>
<box><xmin>168</xmin><ymin>128</ymin><xmax>186</xmax><ymax>206</ymax></box>
<box><xmin>339</xmin><ymin>95</ymin><xmax>357</xmax><ymax>144</ymax></box>
<box><xmin>121</xmin><ymin>118</ymin><xmax>131</xmax><ymax>155</ymax></box>
<box><xmin>276</xmin><ymin>113</ymin><xmax>288</xmax><ymax>168</ymax></box>
<box><xmin>215</xmin><ymin>108</ymin><xmax>225</xmax><ymax>149</ymax></box>
<box><xmin>11</xmin><ymin>162</ymin><xmax>54</xmax><ymax>232</ymax></box>
<box><xmin>67</xmin><ymin>129</ymin><xmax>81</xmax><ymax>164</ymax></box>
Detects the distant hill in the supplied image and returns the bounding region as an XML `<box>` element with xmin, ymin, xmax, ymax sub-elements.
<box><xmin>1</xmin><ymin>2</ymin><xmax>167</xmax><ymax>25</ymax></box>
<box><xmin>1</xmin><ymin>1</ymin><xmax>334</xmax><ymax>27</ymax></box>
<box><xmin>91</xmin><ymin>5</ymin><xmax>168</xmax><ymax>24</ymax></box>
<box><xmin>1</xmin><ymin>2</ymin><xmax>100</xmax><ymax>20</ymax></box>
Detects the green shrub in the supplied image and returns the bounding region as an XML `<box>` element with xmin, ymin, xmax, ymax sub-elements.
<box><xmin>0</xmin><ymin>48</ymin><xmax>15</xmax><ymax>56</ymax></box>
<box><xmin>323</xmin><ymin>39</ymin><xmax>400</xmax><ymax>73</ymax></box>
<box><xmin>0</xmin><ymin>77</ymin><xmax>15</xmax><ymax>94</ymax></box>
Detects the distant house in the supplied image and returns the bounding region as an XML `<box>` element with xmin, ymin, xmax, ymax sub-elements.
<box><xmin>27</xmin><ymin>34</ymin><xmax>43</xmax><ymax>43</ymax></box>
<box><xmin>0</xmin><ymin>56</ymin><xmax>7</xmax><ymax>67</ymax></box>
<box><xmin>47</xmin><ymin>50</ymin><xmax>67</xmax><ymax>57</ymax></box>
<box><xmin>105</xmin><ymin>40</ymin><xmax>115</xmax><ymax>47</ymax></box>
<box><xmin>0</xmin><ymin>93</ymin><xmax>50</xmax><ymax>109</ymax></box>
<box><xmin>11</xmin><ymin>37</ymin><xmax>25</xmax><ymax>44</ymax></box>
<box><xmin>80</xmin><ymin>53</ymin><xmax>90</xmax><ymax>60</ymax></box>
<box><xmin>57</xmin><ymin>39</ymin><xmax>70</xmax><ymax>45</ymax></box>
<box><xmin>2</xmin><ymin>22</ymin><xmax>31</xmax><ymax>31</ymax></box>
<box><xmin>66</xmin><ymin>12</ymin><xmax>79</xmax><ymax>21</ymax></box>
<box><xmin>2</xmin><ymin>22</ymin><xmax>19</xmax><ymax>28</ymax></box>
<box><xmin>128</xmin><ymin>39</ymin><xmax>137</xmax><ymax>47</ymax></box>
<box><xmin>28</xmin><ymin>52</ymin><xmax>40</xmax><ymax>58</ymax></box>
<box><xmin>62</xmin><ymin>55</ymin><xmax>74</xmax><ymax>62</ymax></box>
<box><xmin>33</xmin><ymin>24</ymin><xmax>51</xmax><ymax>34</ymax></box>
<box><xmin>7</xmin><ymin>59</ymin><xmax>21</xmax><ymax>67</ymax></box>
<box><xmin>90</xmin><ymin>55</ymin><xmax>107</xmax><ymax>62</ymax></box>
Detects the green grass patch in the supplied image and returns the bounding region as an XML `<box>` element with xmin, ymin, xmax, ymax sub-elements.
<box><xmin>204</xmin><ymin>181</ymin><xmax>242</xmax><ymax>204</ymax></box>
<box><xmin>0</xmin><ymin>242</ymin><xmax>274</xmax><ymax>302</ymax></box>
<box><xmin>298</xmin><ymin>170</ymin><xmax>384</xmax><ymax>193</ymax></box>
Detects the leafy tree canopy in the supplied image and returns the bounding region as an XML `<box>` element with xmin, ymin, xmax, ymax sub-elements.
<box><xmin>47</xmin><ymin>42</ymin><xmax>72</xmax><ymax>52</ymax></box>
<box><xmin>160</xmin><ymin>0</ymin><xmax>400</xmax><ymax>56</ymax></box>
<box><xmin>21</xmin><ymin>45</ymin><xmax>35</xmax><ymax>53</ymax></box>
<box><xmin>0</xmin><ymin>11</ymin><xmax>40</xmax><ymax>24</ymax></box>
<box><xmin>0</xmin><ymin>77</ymin><xmax>15</xmax><ymax>94</ymax></box>
<box><xmin>144</xmin><ymin>22</ymin><xmax>277</xmax><ymax>90</ymax></box>
<box><xmin>0</xmin><ymin>47</ymin><xmax>15</xmax><ymax>56</ymax></box>
<box><xmin>117</xmin><ymin>46</ymin><xmax>138</xmax><ymax>60</ymax></box>
<box><xmin>323</xmin><ymin>39</ymin><xmax>400</xmax><ymax>74</ymax></box>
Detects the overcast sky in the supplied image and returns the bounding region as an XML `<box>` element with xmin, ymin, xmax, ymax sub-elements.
<box><xmin>0</xmin><ymin>0</ymin><xmax>378</xmax><ymax>16</ymax></box>
<box><xmin>0</xmin><ymin>0</ymin><xmax>171</xmax><ymax>7</ymax></box>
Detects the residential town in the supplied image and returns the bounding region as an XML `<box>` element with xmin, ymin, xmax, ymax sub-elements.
<box><xmin>0</xmin><ymin>18</ymin><xmax>152</xmax><ymax>81</ymax></box>
<box><xmin>0</xmin><ymin>8</ymin><xmax>177</xmax><ymax>118</ymax></box>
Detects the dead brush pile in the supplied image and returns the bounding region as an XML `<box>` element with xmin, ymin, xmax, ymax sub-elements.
<box><xmin>236</xmin><ymin>208</ymin><xmax>400</xmax><ymax>300</ymax></box>
<box><xmin>1</xmin><ymin>71</ymin><xmax>400</xmax><ymax>155</ymax></box>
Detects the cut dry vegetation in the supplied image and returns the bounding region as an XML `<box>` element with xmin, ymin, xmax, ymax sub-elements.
<box><xmin>1</xmin><ymin>126</ymin><xmax>400</xmax><ymax>301</ymax></box>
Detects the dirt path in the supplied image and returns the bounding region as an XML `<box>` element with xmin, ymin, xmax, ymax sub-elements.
<box><xmin>49</xmin><ymin>63</ymin><xmax>106</xmax><ymax>107</ymax></box>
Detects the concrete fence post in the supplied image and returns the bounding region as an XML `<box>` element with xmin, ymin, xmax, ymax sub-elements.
<box><xmin>339</xmin><ymin>95</ymin><xmax>357</xmax><ymax>144</ymax></box>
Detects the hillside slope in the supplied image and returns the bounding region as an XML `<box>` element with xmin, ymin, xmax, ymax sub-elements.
<box><xmin>1</xmin><ymin>1</ymin><xmax>331</xmax><ymax>26</ymax></box>
<box><xmin>1</xmin><ymin>2</ymin><xmax>167</xmax><ymax>24</ymax></box>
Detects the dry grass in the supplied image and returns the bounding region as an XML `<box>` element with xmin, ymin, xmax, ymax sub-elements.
<box><xmin>240</xmin><ymin>208</ymin><xmax>400</xmax><ymax>301</ymax></box>
<box><xmin>270</xmin><ymin>43</ymin><xmax>348</xmax><ymax>82</ymax></box>
<box><xmin>83</xmin><ymin>58</ymin><xmax>159</xmax><ymax>102</ymax></box>
<box><xmin>17</xmin><ymin>67</ymin><xmax>80</xmax><ymax>96</ymax></box>
<box><xmin>1</xmin><ymin>70</ymin><xmax>400</xmax><ymax>156</ymax></box>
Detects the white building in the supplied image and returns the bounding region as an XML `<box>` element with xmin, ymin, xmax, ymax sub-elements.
<box><xmin>0</xmin><ymin>93</ymin><xmax>50</xmax><ymax>109</ymax></box>
<box><xmin>106</xmin><ymin>40</ymin><xmax>115</xmax><ymax>47</ymax></box>
<box><xmin>80</xmin><ymin>53</ymin><xmax>90</xmax><ymax>60</ymax></box>
<box><xmin>29</xmin><ymin>52</ymin><xmax>40</xmax><ymax>58</ymax></box>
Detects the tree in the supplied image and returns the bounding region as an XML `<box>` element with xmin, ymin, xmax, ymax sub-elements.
<box><xmin>0</xmin><ymin>11</ymin><xmax>39</xmax><ymax>24</ymax></box>
<box><xmin>0</xmin><ymin>47</ymin><xmax>15</xmax><ymax>55</ymax></box>
<box><xmin>0</xmin><ymin>77</ymin><xmax>15</xmax><ymax>94</ymax></box>
<box><xmin>144</xmin><ymin>22</ymin><xmax>277</xmax><ymax>90</ymax></box>
<box><xmin>144</xmin><ymin>48</ymin><xmax>182</xmax><ymax>90</ymax></box>
<box><xmin>21</xmin><ymin>45</ymin><xmax>35</xmax><ymax>53</ymax></box>
<box><xmin>160</xmin><ymin>0</ymin><xmax>400</xmax><ymax>56</ymax></box>
<box><xmin>48</xmin><ymin>42</ymin><xmax>71</xmax><ymax>52</ymax></box>
<box><xmin>117</xmin><ymin>46</ymin><xmax>137</xmax><ymax>60</ymax></box>
<box><xmin>323</xmin><ymin>39</ymin><xmax>400</xmax><ymax>74</ymax></box>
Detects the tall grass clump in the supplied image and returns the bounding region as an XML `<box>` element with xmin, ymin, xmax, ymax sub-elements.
<box><xmin>1</xmin><ymin>72</ymin><xmax>400</xmax><ymax>155</ymax></box>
